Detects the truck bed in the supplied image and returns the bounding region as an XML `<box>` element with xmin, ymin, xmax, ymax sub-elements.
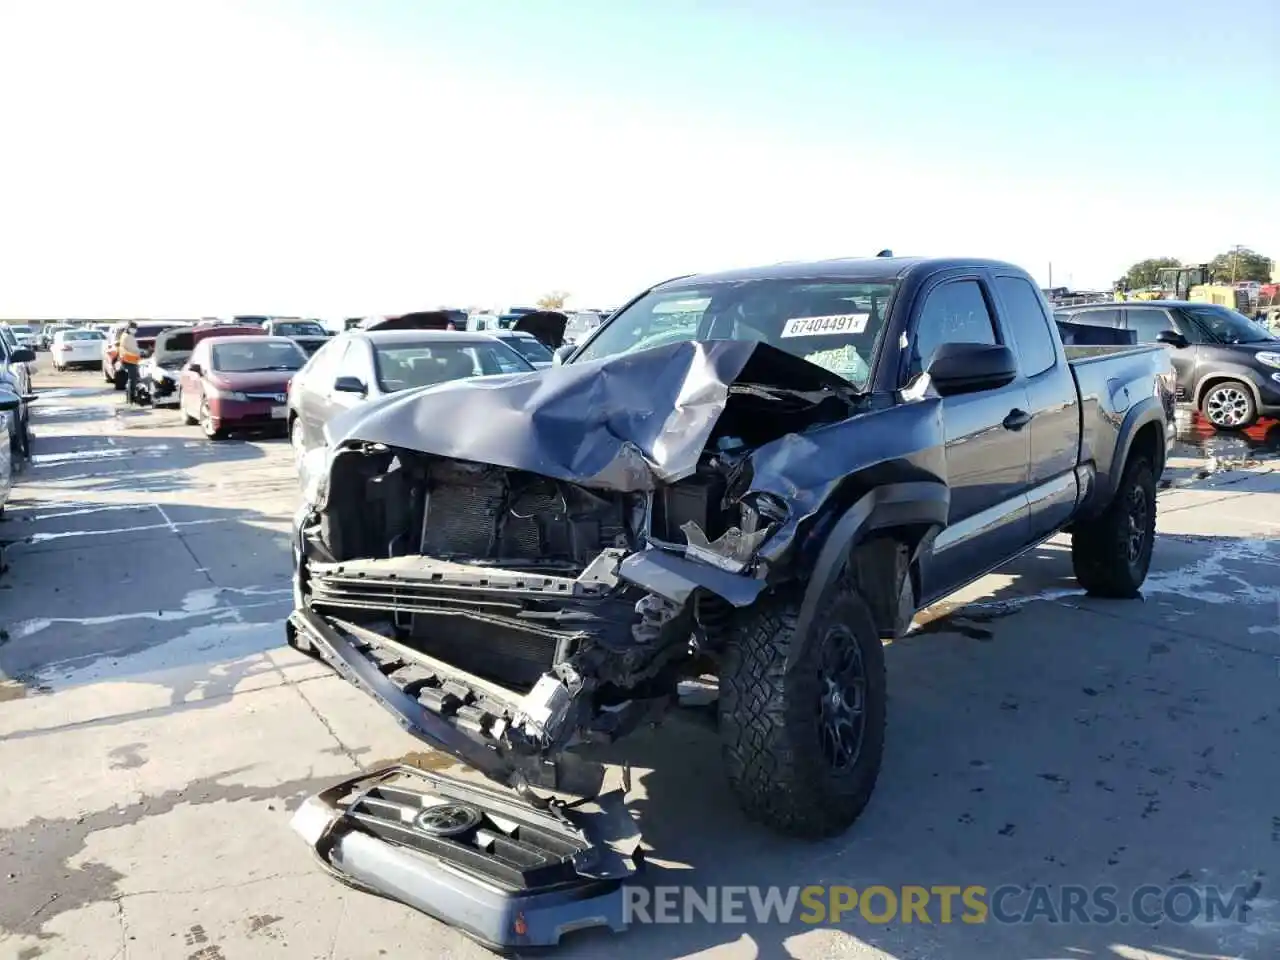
<box><xmin>1066</xmin><ymin>343</ymin><xmax>1176</xmax><ymax>519</ymax></box>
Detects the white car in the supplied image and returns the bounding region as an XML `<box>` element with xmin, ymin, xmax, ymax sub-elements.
<box><xmin>51</xmin><ymin>328</ymin><xmax>107</xmax><ymax>371</ymax></box>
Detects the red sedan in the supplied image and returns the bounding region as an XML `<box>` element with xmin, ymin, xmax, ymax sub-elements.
<box><xmin>178</xmin><ymin>335</ymin><xmax>307</xmax><ymax>440</ymax></box>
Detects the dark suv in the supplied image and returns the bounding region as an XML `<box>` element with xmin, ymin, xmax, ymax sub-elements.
<box><xmin>1054</xmin><ymin>300</ymin><xmax>1280</xmax><ymax>428</ymax></box>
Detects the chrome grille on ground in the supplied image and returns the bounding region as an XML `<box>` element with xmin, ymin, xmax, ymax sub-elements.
<box><xmin>343</xmin><ymin>782</ymin><xmax>591</xmax><ymax>890</ymax></box>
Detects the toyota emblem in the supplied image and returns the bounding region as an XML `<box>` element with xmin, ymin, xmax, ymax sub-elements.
<box><xmin>414</xmin><ymin>802</ymin><xmax>482</xmax><ymax>837</ymax></box>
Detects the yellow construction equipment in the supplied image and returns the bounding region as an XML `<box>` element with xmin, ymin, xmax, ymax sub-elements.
<box><xmin>1153</xmin><ymin>264</ymin><xmax>1248</xmax><ymax>310</ymax></box>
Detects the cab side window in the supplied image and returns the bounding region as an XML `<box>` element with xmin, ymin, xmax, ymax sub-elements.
<box><xmin>910</xmin><ymin>279</ymin><xmax>998</xmax><ymax>379</ymax></box>
<box><xmin>995</xmin><ymin>276</ymin><xmax>1058</xmax><ymax>376</ymax></box>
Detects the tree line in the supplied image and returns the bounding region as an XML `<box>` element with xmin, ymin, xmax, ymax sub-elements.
<box><xmin>1119</xmin><ymin>248</ymin><xmax>1274</xmax><ymax>290</ymax></box>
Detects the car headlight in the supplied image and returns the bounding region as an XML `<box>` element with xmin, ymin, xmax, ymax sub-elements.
<box><xmin>299</xmin><ymin>445</ymin><xmax>332</xmax><ymax>504</ymax></box>
<box><xmin>1255</xmin><ymin>352</ymin><xmax>1280</xmax><ymax>369</ymax></box>
<box><xmin>204</xmin><ymin>383</ymin><xmax>248</xmax><ymax>401</ymax></box>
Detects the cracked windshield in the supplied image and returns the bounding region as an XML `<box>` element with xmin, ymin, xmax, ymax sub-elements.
<box><xmin>573</xmin><ymin>280</ymin><xmax>895</xmax><ymax>389</ymax></box>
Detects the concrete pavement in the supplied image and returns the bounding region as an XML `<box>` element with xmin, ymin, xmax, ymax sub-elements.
<box><xmin>1</xmin><ymin>369</ymin><xmax>1277</xmax><ymax>960</ymax></box>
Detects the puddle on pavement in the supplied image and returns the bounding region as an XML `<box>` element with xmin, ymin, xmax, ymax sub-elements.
<box><xmin>1170</xmin><ymin>411</ymin><xmax>1280</xmax><ymax>468</ymax></box>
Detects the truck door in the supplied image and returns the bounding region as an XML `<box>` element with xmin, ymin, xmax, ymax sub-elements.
<box><xmin>993</xmin><ymin>274</ymin><xmax>1081</xmax><ymax>539</ymax></box>
<box><xmin>908</xmin><ymin>275</ymin><xmax>1033</xmax><ymax>603</ymax></box>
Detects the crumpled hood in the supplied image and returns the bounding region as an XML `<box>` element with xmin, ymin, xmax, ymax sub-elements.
<box><xmin>324</xmin><ymin>339</ymin><xmax>856</xmax><ymax>492</ymax></box>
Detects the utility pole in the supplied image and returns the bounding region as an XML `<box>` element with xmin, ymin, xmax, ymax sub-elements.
<box><xmin>1048</xmin><ymin>262</ymin><xmax>1053</xmax><ymax>289</ymax></box>
<box><xmin>1231</xmin><ymin>244</ymin><xmax>1243</xmax><ymax>282</ymax></box>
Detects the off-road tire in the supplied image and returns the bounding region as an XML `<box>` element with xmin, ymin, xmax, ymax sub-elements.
<box><xmin>719</xmin><ymin>583</ymin><xmax>887</xmax><ymax>838</ymax></box>
<box><xmin>1071</xmin><ymin>455</ymin><xmax>1156</xmax><ymax>598</ymax></box>
<box><xmin>1200</xmin><ymin>380</ymin><xmax>1256</xmax><ymax>429</ymax></box>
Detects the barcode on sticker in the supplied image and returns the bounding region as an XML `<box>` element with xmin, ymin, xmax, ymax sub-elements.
<box><xmin>780</xmin><ymin>314</ymin><xmax>869</xmax><ymax>338</ymax></box>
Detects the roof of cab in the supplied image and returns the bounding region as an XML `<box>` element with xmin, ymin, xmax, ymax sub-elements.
<box><xmin>656</xmin><ymin>256</ymin><xmax>1029</xmax><ymax>289</ymax></box>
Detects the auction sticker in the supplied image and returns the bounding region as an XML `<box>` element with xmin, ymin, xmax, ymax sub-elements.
<box><xmin>780</xmin><ymin>313</ymin><xmax>870</xmax><ymax>338</ymax></box>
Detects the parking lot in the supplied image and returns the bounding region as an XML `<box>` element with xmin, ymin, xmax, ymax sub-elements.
<box><xmin>1</xmin><ymin>367</ymin><xmax>1278</xmax><ymax>960</ymax></box>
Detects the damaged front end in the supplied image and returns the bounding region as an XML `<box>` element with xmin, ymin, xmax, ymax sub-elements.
<box><xmin>290</xmin><ymin>340</ymin><xmax>867</xmax><ymax>795</ymax></box>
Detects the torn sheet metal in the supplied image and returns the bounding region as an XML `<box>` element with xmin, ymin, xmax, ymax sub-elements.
<box><xmin>323</xmin><ymin>339</ymin><xmax>859</xmax><ymax>493</ymax></box>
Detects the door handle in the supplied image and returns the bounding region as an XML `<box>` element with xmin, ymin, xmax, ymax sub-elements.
<box><xmin>1003</xmin><ymin>409</ymin><xmax>1032</xmax><ymax>431</ymax></box>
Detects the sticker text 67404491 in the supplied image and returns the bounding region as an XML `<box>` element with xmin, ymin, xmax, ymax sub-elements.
<box><xmin>780</xmin><ymin>314</ymin><xmax>870</xmax><ymax>338</ymax></box>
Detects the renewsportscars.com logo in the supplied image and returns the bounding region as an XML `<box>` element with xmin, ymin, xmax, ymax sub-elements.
<box><xmin>622</xmin><ymin>883</ymin><xmax>1259</xmax><ymax>927</ymax></box>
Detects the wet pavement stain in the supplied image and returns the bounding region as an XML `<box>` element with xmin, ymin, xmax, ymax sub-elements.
<box><xmin>246</xmin><ymin>913</ymin><xmax>283</xmax><ymax>938</ymax></box>
<box><xmin>1171</xmin><ymin>412</ymin><xmax>1280</xmax><ymax>462</ymax></box>
<box><xmin>0</xmin><ymin>768</ymin><xmax>341</xmax><ymax>940</ymax></box>
<box><xmin>368</xmin><ymin>749</ymin><xmax>462</xmax><ymax>773</ymax></box>
<box><xmin>107</xmin><ymin>743</ymin><xmax>148</xmax><ymax>770</ymax></box>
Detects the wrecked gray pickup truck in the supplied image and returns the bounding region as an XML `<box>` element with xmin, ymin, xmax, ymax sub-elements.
<box><xmin>289</xmin><ymin>256</ymin><xmax>1174</xmax><ymax>858</ymax></box>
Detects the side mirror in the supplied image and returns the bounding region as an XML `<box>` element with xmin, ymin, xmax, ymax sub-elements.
<box><xmin>1155</xmin><ymin>329</ymin><xmax>1188</xmax><ymax>348</ymax></box>
<box><xmin>333</xmin><ymin>375</ymin><xmax>367</xmax><ymax>396</ymax></box>
<box><xmin>552</xmin><ymin>345</ymin><xmax>575</xmax><ymax>367</ymax></box>
<box><xmin>926</xmin><ymin>342</ymin><xmax>1018</xmax><ymax>396</ymax></box>
<box><xmin>187</xmin><ymin>362</ymin><xmax>203</xmax><ymax>376</ymax></box>
<box><xmin>0</xmin><ymin>390</ymin><xmax>21</xmax><ymax>413</ymax></box>
<box><xmin>10</xmin><ymin>348</ymin><xmax>35</xmax><ymax>364</ymax></box>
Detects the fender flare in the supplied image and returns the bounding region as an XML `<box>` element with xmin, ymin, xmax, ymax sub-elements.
<box><xmin>788</xmin><ymin>481</ymin><xmax>948</xmax><ymax>669</ymax></box>
<box><xmin>1193</xmin><ymin>369</ymin><xmax>1262</xmax><ymax>409</ymax></box>
<box><xmin>1083</xmin><ymin>395</ymin><xmax>1167</xmax><ymax>520</ymax></box>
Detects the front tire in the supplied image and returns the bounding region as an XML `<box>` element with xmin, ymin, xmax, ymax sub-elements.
<box><xmin>719</xmin><ymin>583</ymin><xmax>887</xmax><ymax>838</ymax></box>
<box><xmin>1201</xmin><ymin>380</ymin><xmax>1256</xmax><ymax>429</ymax></box>
<box><xmin>1071</xmin><ymin>455</ymin><xmax>1156</xmax><ymax>598</ymax></box>
<box><xmin>199</xmin><ymin>400</ymin><xmax>225</xmax><ymax>440</ymax></box>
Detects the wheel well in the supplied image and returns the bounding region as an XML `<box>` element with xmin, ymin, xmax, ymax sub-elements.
<box><xmin>1195</xmin><ymin>374</ymin><xmax>1256</xmax><ymax>408</ymax></box>
<box><xmin>1128</xmin><ymin>420</ymin><xmax>1162</xmax><ymax>474</ymax></box>
<box><xmin>848</xmin><ymin>526</ymin><xmax>930</xmax><ymax>639</ymax></box>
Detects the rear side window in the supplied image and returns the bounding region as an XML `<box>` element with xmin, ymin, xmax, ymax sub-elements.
<box><xmin>301</xmin><ymin>337</ymin><xmax>349</xmax><ymax>385</ymax></box>
<box><xmin>1068</xmin><ymin>308</ymin><xmax>1121</xmax><ymax>327</ymax></box>
<box><xmin>911</xmin><ymin>279</ymin><xmax>997</xmax><ymax>377</ymax></box>
<box><xmin>1125</xmin><ymin>308</ymin><xmax>1176</xmax><ymax>343</ymax></box>
<box><xmin>995</xmin><ymin>276</ymin><xmax>1058</xmax><ymax>377</ymax></box>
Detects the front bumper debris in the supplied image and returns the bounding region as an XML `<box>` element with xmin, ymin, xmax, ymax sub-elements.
<box><xmin>291</xmin><ymin>764</ymin><xmax>641</xmax><ymax>952</ymax></box>
<box><xmin>287</xmin><ymin>609</ymin><xmax>608</xmax><ymax>796</ymax></box>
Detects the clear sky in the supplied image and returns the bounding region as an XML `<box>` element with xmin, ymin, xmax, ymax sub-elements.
<box><xmin>1</xmin><ymin>0</ymin><xmax>1276</xmax><ymax>317</ymax></box>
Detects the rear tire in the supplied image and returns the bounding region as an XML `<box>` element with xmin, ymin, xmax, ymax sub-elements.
<box><xmin>719</xmin><ymin>582</ymin><xmax>887</xmax><ymax>838</ymax></box>
<box><xmin>1200</xmin><ymin>380</ymin><xmax>1256</xmax><ymax>429</ymax></box>
<box><xmin>1071</xmin><ymin>455</ymin><xmax>1156</xmax><ymax>598</ymax></box>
